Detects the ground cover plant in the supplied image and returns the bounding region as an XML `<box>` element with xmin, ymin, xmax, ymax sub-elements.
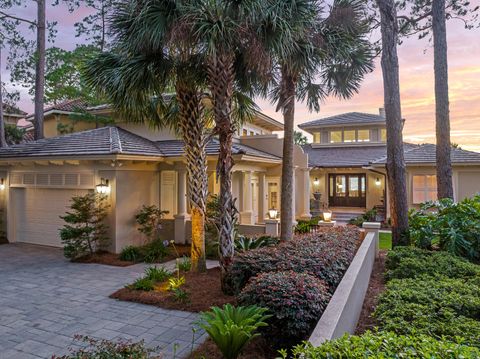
<box><xmin>409</xmin><ymin>195</ymin><xmax>480</xmax><ymax>262</ymax></box>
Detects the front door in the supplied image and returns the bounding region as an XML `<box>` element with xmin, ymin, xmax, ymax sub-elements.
<box><xmin>328</xmin><ymin>174</ymin><xmax>366</xmax><ymax>207</ymax></box>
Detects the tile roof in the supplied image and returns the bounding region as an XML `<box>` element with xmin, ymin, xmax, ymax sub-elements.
<box><xmin>26</xmin><ymin>99</ymin><xmax>88</xmax><ymax>119</ymax></box>
<box><xmin>0</xmin><ymin>126</ymin><xmax>280</xmax><ymax>161</ymax></box>
<box><xmin>299</xmin><ymin>112</ymin><xmax>386</xmax><ymax>129</ymax></box>
<box><xmin>2</xmin><ymin>103</ymin><xmax>27</xmax><ymax>116</ymax></box>
<box><xmin>304</xmin><ymin>142</ymin><xmax>480</xmax><ymax>168</ymax></box>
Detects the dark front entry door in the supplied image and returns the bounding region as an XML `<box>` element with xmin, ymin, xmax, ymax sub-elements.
<box><xmin>328</xmin><ymin>174</ymin><xmax>366</xmax><ymax>207</ymax></box>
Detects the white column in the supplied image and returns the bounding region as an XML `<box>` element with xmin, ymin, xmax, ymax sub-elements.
<box><xmin>240</xmin><ymin>170</ymin><xmax>254</xmax><ymax>224</ymax></box>
<box><xmin>258</xmin><ymin>172</ymin><xmax>267</xmax><ymax>223</ymax></box>
<box><xmin>301</xmin><ymin>168</ymin><xmax>312</xmax><ymax>219</ymax></box>
<box><xmin>174</xmin><ymin>168</ymin><xmax>190</xmax><ymax>244</ymax></box>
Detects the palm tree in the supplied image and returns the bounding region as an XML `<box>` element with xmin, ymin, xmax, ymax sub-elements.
<box><xmin>267</xmin><ymin>0</ymin><xmax>374</xmax><ymax>241</ymax></box>
<box><xmin>84</xmin><ymin>0</ymin><xmax>211</xmax><ymax>272</ymax></box>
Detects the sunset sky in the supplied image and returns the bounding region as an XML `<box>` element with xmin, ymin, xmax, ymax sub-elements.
<box><xmin>2</xmin><ymin>1</ymin><xmax>480</xmax><ymax>151</ymax></box>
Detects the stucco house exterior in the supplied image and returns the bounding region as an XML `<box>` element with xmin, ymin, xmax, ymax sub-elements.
<box><xmin>0</xmin><ymin>99</ymin><xmax>311</xmax><ymax>252</ymax></box>
<box><xmin>2</xmin><ymin>103</ymin><xmax>27</xmax><ymax>126</ymax></box>
<box><xmin>300</xmin><ymin>110</ymin><xmax>480</xmax><ymax>220</ymax></box>
<box><xmin>1</xmin><ymin>101</ymin><xmax>479</xmax><ymax>252</ymax></box>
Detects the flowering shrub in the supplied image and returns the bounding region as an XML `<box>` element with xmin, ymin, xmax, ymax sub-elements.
<box><xmin>238</xmin><ymin>271</ymin><xmax>331</xmax><ymax>347</ymax></box>
<box><xmin>228</xmin><ymin>226</ymin><xmax>359</xmax><ymax>294</ymax></box>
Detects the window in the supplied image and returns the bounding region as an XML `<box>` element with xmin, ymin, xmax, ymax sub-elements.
<box><xmin>330</xmin><ymin>131</ymin><xmax>342</xmax><ymax>143</ymax></box>
<box><xmin>381</xmin><ymin>128</ymin><xmax>387</xmax><ymax>142</ymax></box>
<box><xmin>250</xmin><ymin>131</ymin><xmax>255</xmax><ymax>136</ymax></box>
<box><xmin>358</xmin><ymin>129</ymin><xmax>370</xmax><ymax>142</ymax></box>
<box><xmin>344</xmin><ymin>130</ymin><xmax>356</xmax><ymax>143</ymax></box>
<box><xmin>412</xmin><ymin>175</ymin><xmax>437</xmax><ymax>204</ymax></box>
<box><xmin>313</xmin><ymin>132</ymin><xmax>321</xmax><ymax>143</ymax></box>
<box><xmin>242</xmin><ymin>129</ymin><xmax>248</xmax><ymax>136</ymax></box>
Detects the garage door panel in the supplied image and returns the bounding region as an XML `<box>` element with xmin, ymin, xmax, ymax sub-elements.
<box><xmin>13</xmin><ymin>188</ymin><xmax>89</xmax><ymax>247</ymax></box>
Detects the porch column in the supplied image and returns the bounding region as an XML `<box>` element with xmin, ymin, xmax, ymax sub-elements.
<box><xmin>258</xmin><ymin>172</ymin><xmax>267</xmax><ymax>223</ymax></box>
<box><xmin>300</xmin><ymin>168</ymin><xmax>312</xmax><ymax>219</ymax></box>
<box><xmin>240</xmin><ymin>170</ymin><xmax>254</xmax><ymax>224</ymax></box>
<box><xmin>174</xmin><ymin>168</ymin><xmax>190</xmax><ymax>244</ymax></box>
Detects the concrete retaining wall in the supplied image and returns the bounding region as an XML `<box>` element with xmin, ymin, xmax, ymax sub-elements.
<box><xmin>308</xmin><ymin>224</ymin><xmax>379</xmax><ymax>346</ymax></box>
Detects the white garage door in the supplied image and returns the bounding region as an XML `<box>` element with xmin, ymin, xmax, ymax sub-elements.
<box><xmin>13</xmin><ymin>188</ymin><xmax>90</xmax><ymax>247</ymax></box>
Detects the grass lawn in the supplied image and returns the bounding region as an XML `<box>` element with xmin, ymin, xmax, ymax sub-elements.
<box><xmin>379</xmin><ymin>232</ymin><xmax>392</xmax><ymax>250</ymax></box>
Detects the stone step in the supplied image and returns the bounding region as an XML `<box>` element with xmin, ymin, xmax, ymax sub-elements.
<box><xmin>332</xmin><ymin>212</ymin><xmax>364</xmax><ymax>222</ymax></box>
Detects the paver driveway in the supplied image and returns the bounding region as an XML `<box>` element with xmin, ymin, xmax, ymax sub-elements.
<box><xmin>0</xmin><ymin>244</ymin><xmax>209</xmax><ymax>359</ymax></box>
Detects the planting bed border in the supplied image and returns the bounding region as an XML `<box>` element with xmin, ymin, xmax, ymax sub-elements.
<box><xmin>308</xmin><ymin>222</ymin><xmax>380</xmax><ymax>346</ymax></box>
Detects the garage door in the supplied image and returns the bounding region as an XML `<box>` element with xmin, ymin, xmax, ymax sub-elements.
<box><xmin>13</xmin><ymin>188</ymin><xmax>90</xmax><ymax>247</ymax></box>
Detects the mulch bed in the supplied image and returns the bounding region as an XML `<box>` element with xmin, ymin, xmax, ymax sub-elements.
<box><xmin>355</xmin><ymin>250</ymin><xmax>387</xmax><ymax>334</ymax></box>
<box><xmin>187</xmin><ymin>337</ymin><xmax>276</xmax><ymax>359</ymax></box>
<box><xmin>110</xmin><ymin>267</ymin><xmax>235</xmax><ymax>312</ymax></box>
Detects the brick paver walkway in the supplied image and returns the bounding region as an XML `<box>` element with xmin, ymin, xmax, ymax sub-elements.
<box><xmin>0</xmin><ymin>244</ymin><xmax>212</xmax><ymax>359</ymax></box>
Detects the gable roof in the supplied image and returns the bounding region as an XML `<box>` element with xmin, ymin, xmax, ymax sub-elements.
<box><xmin>0</xmin><ymin>126</ymin><xmax>280</xmax><ymax>161</ymax></box>
<box><xmin>299</xmin><ymin>112</ymin><xmax>386</xmax><ymax>130</ymax></box>
<box><xmin>25</xmin><ymin>99</ymin><xmax>88</xmax><ymax>120</ymax></box>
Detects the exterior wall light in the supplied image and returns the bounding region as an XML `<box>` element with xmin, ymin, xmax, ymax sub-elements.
<box><xmin>96</xmin><ymin>178</ymin><xmax>110</xmax><ymax>194</ymax></box>
<box><xmin>313</xmin><ymin>177</ymin><xmax>320</xmax><ymax>186</ymax></box>
<box><xmin>375</xmin><ymin>177</ymin><xmax>381</xmax><ymax>186</ymax></box>
<box><xmin>0</xmin><ymin>178</ymin><xmax>5</xmax><ymax>191</ymax></box>
<box><xmin>268</xmin><ymin>208</ymin><xmax>278</xmax><ymax>220</ymax></box>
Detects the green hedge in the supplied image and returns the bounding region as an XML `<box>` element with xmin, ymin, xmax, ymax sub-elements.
<box><xmin>282</xmin><ymin>331</ymin><xmax>480</xmax><ymax>358</ymax></box>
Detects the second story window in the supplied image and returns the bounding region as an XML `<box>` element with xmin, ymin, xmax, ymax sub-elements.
<box><xmin>313</xmin><ymin>132</ymin><xmax>321</xmax><ymax>143</ymax></box>
<box><xmin>381</xmin><ymin>128</ymin><xmax>387</xmax><ymax>142</ymax></box>
<box><xmin>330</xmin><ymin>131</ymin><xmax>342</xmax><ymax>143</ymax></box>
<box><xmin>358</xmin><ymin>129</ymin><xmax>370</xmax><ymax>142</ymax></box>
<box><xmin>344</xmin><ymin>130</ymin><xmax>356</xmax><ymax>143</ymax></box>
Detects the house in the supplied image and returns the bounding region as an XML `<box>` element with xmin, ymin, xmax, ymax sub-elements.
<box><xmin>2</xmin><ymin>103</ymin><xmax>27</xmax><ymax>126</ymax></box>
<box><xmin>0</xmin><ymin>100</ymin><xmax>311</xmax><ymax>252</ymax></box>
<box><xmin>300</xmin><ymin>110</ymin><xmax>480</xmax><ymax>220</ymax></box>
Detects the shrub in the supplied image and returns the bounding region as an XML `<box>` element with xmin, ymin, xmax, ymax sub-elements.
<box><xmin>119</xmin><ymin>245</ymin><xmax>143</xmax><ymax>262</ymax></box>
<box><xmin>348</xmin><ymin>208</ymin><xmax>377</xmax><ymax>227</ymax></box>
<box><xmin>385</xmin><ymin>247</ymin><xmax>480</xmax><ymax>281</ymax></box>
<box><xmin>171</xmin><ymin>288</ymin><xmax>190</xmax><ymax>303</ymax></box>
<box><xmin>409</xmin><ymin>195</ymin><xmax>480</xmax><ymax>261</ymax></box>
<box><xmin>135</xmin><ymin>205</ymin><xmax>168</xmax><ymax>243</ymax></box>
<box><xmin>198</xmin><ymin>304</ymin><xmax>270</xmax><ymax>359</ymax></box>
<box><xmin>176</xmin><ymin>256</ymin><xmax>191</xmax><ymax>272</ymax></box>
<box><xmin>374</xmin><ymin>276</ymin><xmax>480</xmax><ymax>346</ymax></box>
<box><xmin>130</xmin><ymin>277</ymin><xmax>155</xmax><ymax>291</ymax></box>
<box><xmin>142</xmin><ymin>238</ymin><xmax>169</xmax><ymax>263</ymax></box>
<box><xmin>234</xmin><ymin>235</ymin><xmax>278</xmax><ymax>251</ymax></box>
<box><xmin>238</xmin><ymin>271</ymin><xmax>331</xmax><ymax>347</ymax></box>
<box><xmin>294</xmin><ymin>218</ymin><xmax>320</xmax><ymax>234</ymax></box>
<box><xmin>228</xmin><ymin>226</ymin><xmax>359</xmax><ymax>294</ymax></box>
<box><xmin>52</xmin><ymin>335</ymin><xmax>159</xmax><ymax>358</ymax></box>
<box><xmin>60</xmin><ymin>193</ymin><xmax>110</xmax><ymax>259</ymax></box>
<box><xmin>168</xmin><ymin>276</ymin><xmax>186</xmax><ymax>291</ymax></box>
<box><xmin>144</xmin><ymin>266</ymin><xmax>171</xmax><ymax>282</ymax></box>
<box><xmin>281</xmin><ymin>331</ymin><xmax>480</xmax><ymax>358</ymax></box>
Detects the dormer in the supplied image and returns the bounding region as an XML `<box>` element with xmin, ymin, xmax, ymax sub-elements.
<box><xmin>299</xmin><ymin>109</ymin><xmax>391</xmax><ymax>147</ymax></box>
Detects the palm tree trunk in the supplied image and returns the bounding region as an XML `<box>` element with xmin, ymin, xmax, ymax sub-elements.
<box><xmin>0</xmin><ymin>49</ymin><xmax>7</xmax><ymax>148</ymax></box>
<box><xmin>34</xmin><ymin>0</ymin><xmax>46</xmax><ymax>140</ymax></box>
<box><xmin>377</xmin><ymin>0</ymin><xmax>409</xmax><ymax>246</ymax></box>
<box><xmin>176</xmin><ymin>83</ymin><xmax>207</xmax><ymax>272</ymax></box>
<box><xmin>432</xmin><ymin>0</ymin><xmax>453</xmax><ymax>200</ymax></box>
<box><xmin>207</xmin><ymin>52</ymin><xmax>236</xmax><ymax>293</ymax></box>
<box><xmin>280</xmin><ymin>67</ymin><xmax>296</xmax><ymax>241</ymax></box>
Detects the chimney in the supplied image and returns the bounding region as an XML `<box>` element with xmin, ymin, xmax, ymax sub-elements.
<box><xmin>379</xmin><ymin>107</ymin><xmax>386</xmax><ymax>118</ymax></box>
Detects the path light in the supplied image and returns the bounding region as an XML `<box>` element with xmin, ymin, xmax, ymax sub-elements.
<box><xmin>313</xmin><ymin>177</ymin><xmax>320</xmax><ymax>186</ymax></box>
<box><xmin>323</xmin><ymin>210</ymin><xmax>332</xmax><ymax>222</ymax></box>
<box><xmin>0</xmin><ymin>178</ymin><xmax>5</xmax><ymax>191</ymax></box>
<box><xmin>96</xmin><ymin>178</ymin><xmax>110</xmax><ymax>194</ymax></box>
<box><xmin>375</xmin><ymin>177</ymin><xmax>381</xmax><ymax>186</ymax></box>
<box><xmin>268</xmin><ymin>208</ymin><xmax>278</xmax><ymax>220</ymax></box>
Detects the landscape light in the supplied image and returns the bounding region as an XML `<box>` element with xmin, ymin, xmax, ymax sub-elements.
<box><xmin>268</xmin><ymin>208</ymin><xmax>278</xmax><ymax>220</ymax></box>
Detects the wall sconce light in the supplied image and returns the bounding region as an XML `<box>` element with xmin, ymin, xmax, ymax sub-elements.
<box><xmin>96</xmin><ymin>178</ymin><xmax>110</xmax><ymax>194</ymax></box>
<box><xmin>375</xmin><ymin>177</ymin><xmax>381</xmax><ymax>186</ymax></box>
<box><xmin>0</xmin><ymin>178</ymin><xmax>5</xmax><ymax>191</ymax></box>
<box><xmin>268</xmin><ymin>208</ymin><xmax>278</xmax><ymax>220</ymax></box>
<box><xmin>313</xmin><ymin>177</ymin><xmax>320</xmax><ymax>186</ymax></box>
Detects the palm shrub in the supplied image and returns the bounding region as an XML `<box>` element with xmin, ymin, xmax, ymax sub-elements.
<box><xmin>281</xmin><ymin>331</ymin><xmax>480</xmax><ymax>358</ymax></box>
<box><xmin>409</xmin><ymin>195</ymin><xmax>480</xmax><ymax>261</ymax></box>
<box><xmin>238</xmin><ymin>271</ymin><xmax>331</xmax><ymax>347</ymax></box>
<box><xmin>198</xmin><ymin>304</ymin><xmax>270</xmax><ymax>359</ymax></box>
<box><xmin>59</xmin><ymin>193</ymin><xmax>110</xmax><ymax>259</ymax></box>
<box><xmin>234</xmin><ymin>235</ymin><xmax>278</xmax><ymax>251</ymax></box>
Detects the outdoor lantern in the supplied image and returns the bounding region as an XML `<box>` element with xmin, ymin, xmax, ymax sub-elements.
<box><xmin>0</xmin><ymin>178</ymin><xmax>5</xmax><ymax>191</ymax></box>
<box><xmin>268</xmin><ymin>208</ymin><xmax>278</xmax><ymax>220</ymax></box>
<box><xmin>323</xmin><ymin>210</ymin><xmax>332</xmax><ymax>222</ymax></box>
<box><xmin>96</xmin><ymin>178</ymin><xmax>110</xmax><ymax>194</ymax></box>
<box><xmin>313</xmin><ymin>177</ymin><xmax>320</xmax><ymax>186</ymax></box>
<box><xmin>375</xmin><ymin>177</ymin><xmax>381</xmax><ymax>186</ymax></box>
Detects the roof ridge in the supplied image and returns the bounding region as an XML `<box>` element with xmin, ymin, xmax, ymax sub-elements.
<box><xmin>109</xmin><ymin>127</ymin><xmax>122</xmax><ymax>154</ymax></box>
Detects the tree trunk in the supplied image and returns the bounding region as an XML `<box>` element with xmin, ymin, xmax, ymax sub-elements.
<box><xmin>0</xmin><ymin>48</ymin><xmax>7</xmax><ymax>148</ymax></box>
<box><xmin>176</xmin><ymin>83</ymin><xmax>208</xmax><ymax>273</ymax></box>
<box><xmin>207</xmin><ymin>52</ymin><xmax>236</xmax><ymax>294</ymax></box>
<box><xmin>377</xmin><ymin>0</ymin><xmax>409</xmax><ymax>246</ymax></box>
<box><xmin>280</xmin><ymin>67</ymin><xmax>296</xmax><ymax>241</ymax></box>
<box><xmin>34</xmin><ymin>0</ymin><xmax>46</xmax><ymax>140</ymax></box>
<box><xmin>432</xmin><ymin>0</ymin><xmax>453</xmax><ymax>200</ymax></box>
